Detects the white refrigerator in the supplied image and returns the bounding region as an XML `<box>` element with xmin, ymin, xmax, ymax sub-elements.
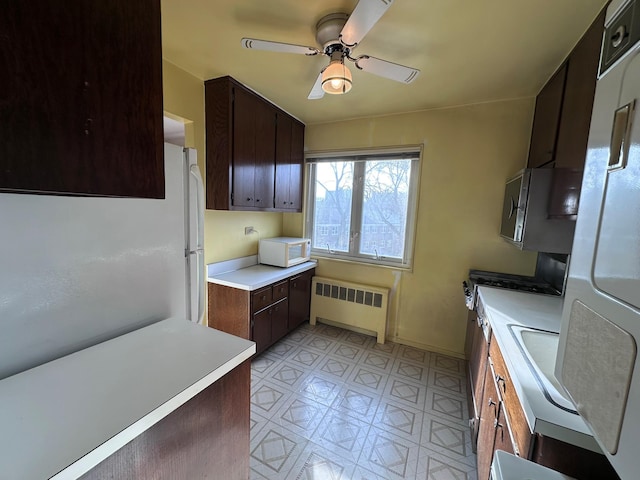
<box><xmin>556</xmin><ymin>1</ymin><xmax>640</xmax><ymax>478</ymax></box>
<box><xmin>0</xmin><ymin>142</ymin><xmax>205</xmax><ymax>380</ymax></box>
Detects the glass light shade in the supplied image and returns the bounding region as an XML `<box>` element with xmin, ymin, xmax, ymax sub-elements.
<box><xmin>321</xmin><ymin>61</ymin><xmax>353</xmax><ymax>94</ymax></box>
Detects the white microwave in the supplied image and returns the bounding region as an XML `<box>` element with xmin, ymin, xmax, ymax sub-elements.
<box><xmin>258</xmin><ymin>237</ymin><xmax>311</xmax><ymax>268</ymax></box>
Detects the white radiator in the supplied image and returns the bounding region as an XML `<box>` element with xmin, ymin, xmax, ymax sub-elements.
<box><xmin>310</xmin><ymin>276</ymin><xmax>389</xmax><ymax>344</ymax></box>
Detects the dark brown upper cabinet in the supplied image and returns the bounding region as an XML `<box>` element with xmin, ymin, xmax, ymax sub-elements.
<box><xmin>0</xmin><ymin>0</ymin><xmax>164</xmax><ymax>198</ymax></box>
<box><xmin>527</xmin><ymin>9</ymin><xmax>605</xmax><ymax>171</ymax></box>
<box><xmin>527</xmin><ymin>64</ymin><xmax>567</xmax><ymax>169</ymax></box>
<box><xmin>205</xmin><ymin>76</ymin><xmax>305</xmax><ymax>212</ymax></box>
<box><xmin>275</xmin><ymin>113</ymin><xmax>305</xmax><ymax>211</ymax></box>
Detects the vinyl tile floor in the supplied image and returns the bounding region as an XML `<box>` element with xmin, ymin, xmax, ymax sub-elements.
<box><xmin>249</xmin><ymin>322</ymin><xmax>478</xmax><ymax>480</ymax></box>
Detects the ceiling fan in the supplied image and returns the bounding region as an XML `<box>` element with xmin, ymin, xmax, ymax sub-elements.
<box><xmin>241</xmin><ymin>0</ymin><xmax>420</xmax><ymax>99</ymax></box>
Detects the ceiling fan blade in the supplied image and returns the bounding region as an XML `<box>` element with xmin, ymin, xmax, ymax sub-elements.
<box><xmin>308</xmin><ymin>72</ymin><xmax>325</xmax><ymax>100</ymax></box>
<box><xmin>241</xmin><ymin>38</ymin><xmax>320</xmax><ymax>55</ymax></box>
<box><xmin>340</xmin><ymin>0</ymin><xmax>394</xmax><ymax>47</ymax></box>
<box><xmin>355</xmin><ymin>55</ymin><xmax>420</xmax><ymax>84</ymax></box>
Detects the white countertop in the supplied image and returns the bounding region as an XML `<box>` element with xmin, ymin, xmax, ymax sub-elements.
<box><xmin>0</xmin><ymin>318</ymin><xmax>255</xmax><ymax>479</ymax></box>
<box><xmin>477</xmin><ymin>287</ymin><xmax>602</xmax><ymax>453</ymax></box>
<box><xmin>207</xmin><ymin>255</ymin><xmax>317</xmax><ymax>291</ymax></box>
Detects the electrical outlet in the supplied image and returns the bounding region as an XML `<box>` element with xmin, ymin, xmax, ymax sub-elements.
<box><xmin>245</xmin><ymin>226</ymin><xmax>254</xmax><ymax>235</ymax></box>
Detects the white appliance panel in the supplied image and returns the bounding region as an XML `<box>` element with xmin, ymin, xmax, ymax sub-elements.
<box><xmin>556</xmin><ymin>2</ymin><xmax>640</xmax><ymax>477</ymax></box>
<box><xmin>0</xmin><ymin>143</ymin><xmax>196</xmax><ymax>379</ymax></box>
<box><xmin>593</xmin><ymin>50</ymin><xmax>640</xmax><ymax>310</ymax></box>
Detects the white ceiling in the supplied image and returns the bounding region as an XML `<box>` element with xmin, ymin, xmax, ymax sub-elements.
<box><xmin>161</xmin><ymin>0</ymin><xmax>608</xmax><ymax>125</ymax></box>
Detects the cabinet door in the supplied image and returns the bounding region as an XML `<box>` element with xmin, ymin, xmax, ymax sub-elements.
<box><xmin>232</xmin><ymin>87</ymin><xmax>258</xmax><ymax>208</ymax></box>
<box><xmin>83</xmin><ymin>0</ymin><xmax>163</xmax><ymax>198</ymax></box>
<box><xmin>252</xmin><ymin>308</ymin><xmax>272</xmax><ymax>355</ymax></box>
<box><xmin>469</xmin><ymin>318</ymin><xmax>489</xmax><ymax>444</ymax></box>
<box><xmin>275</xmin><ymin>115</ymin><xmax>304</xmax><ymax>211</ymax></box>
<box><xmin>275</xmin><ymin>113</ymin><xmax>293</xmax><ymax>209</ymax></box>
<box><xmin>253</xmin><ymin>100</ymin><xmax>276</xmax><ymax>209</ymax></box>
<box><xmin>527</xmin><ymin>64</ymin><xmax>567</xmax><ymax>169</ymax></box>
<box><xmin>0</xmin><ymin>1</ymin><xmax>85</xmax><ymax>194</ymax></box>
<box><xmin>288</xmin><ymin>270</ymin><xmax>313</xmax><ymax>330</ymax></box>
<box><xmin>288</xmin><ymin>120</ymin><xmax>305</xmax><ymax>211</ymax></box>
<box><xmin>477</xmin><ymin>360</ymin><xmax>499</xmax><ymax>480</ymax></box>
<box><xmin>554</xmin><ymin>10</ymin><xmax>605</xmax><ymax>169</ymax></box>
<box><xmin>271</xmin><ymin>298</ymin><xmax>289</xmax><ymax>345</ymax></box>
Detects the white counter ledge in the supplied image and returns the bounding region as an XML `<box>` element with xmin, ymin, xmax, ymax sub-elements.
<box><xmin>0</xmin><ymin>318</ymin><xmax>255</xmax><ymax>479</ymax></box>
<box><xmin>207</xmin><ymin>255</ymin><xmax>317</xmax><ymax>291</ymax></box>
<box><xmin>477</xmin><ymin>287</ymin><xmax>602</xmax><ymax>453</ymax></box>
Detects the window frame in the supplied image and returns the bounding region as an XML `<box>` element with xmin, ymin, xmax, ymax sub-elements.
<box><xmin>304</xmin><ymin>146</ymin><xmax>422</xmax><ymax>270</ymax></box>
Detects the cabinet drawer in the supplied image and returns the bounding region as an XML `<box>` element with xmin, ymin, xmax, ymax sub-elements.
<box><xmin>252</xmin><ymin>286</ymin><xmax>273</xmax><ymax>313</ymax></box>
<box><xmin>489</xmin><ymin>339</ymin><xmax>533</xmax><ymax>457</ymax></box>
<box><xmin>272</xmin><ymin>280</ymin><xmax>289</xmax><ymax>301</ymax></box>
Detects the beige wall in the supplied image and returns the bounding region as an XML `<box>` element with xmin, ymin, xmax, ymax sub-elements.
<box><xmin>290</xmin><ymin>99</ymin><xmax>539</xmax><ymax>357</ymax></box>
<box><xmin>162</xmin><ymin>60</ymin><xmax>283</xmax><ymax>264</ymax></box>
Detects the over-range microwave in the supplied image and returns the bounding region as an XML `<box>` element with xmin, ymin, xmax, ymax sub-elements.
<box><xmin>258</xmin><ymin>237</ymin><xmax>311</xmax><ymax>268</ymax></box>
<box><xmin>500</xmin><ymin>168</ymin><xmax>576</xmax><ymax>254</ymax></box>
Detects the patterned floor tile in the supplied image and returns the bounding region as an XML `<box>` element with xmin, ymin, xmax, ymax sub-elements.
<box><xmin>331</xmin><ymin>384</ymin><xmax>381</xmax><ymax>423</ymax></box>
<box><xmin>361</xmin><ymin>351</ymin><xmax>395</xmax><ymax>373</ymax></box>
<box><xmin>430</xmin><ymin>354</ymin><xmax>466</xmax><ymax>375</ymax></box>
<box><xmin>347</xmin><ymin>366</ymin><xmax>389</xmax><ymax>394</ymax></box>
<box><xmin>397</xmin><ymin>345</ymin><xmax>432</xmax><ymax>365</ymax></box>
<box><xmin>370</xmin><ymin>341</ymin><xmax>400</xmax><ymax>356</ymax></box>
<box><xmin>343</xmin><ymin>331</ymin><xmax>376</xmax><ymax>348</ymax></box>
<box><xmin>331</xmin><ymin>342</ymin><xmax>366</xmax><ymax>363</ymax></box>
<box><xmin>384</xmin><ymin>376</ymin><xmax>427</xmax><ymax>409</ymax></box>
<box><xmin>305</xmin><ymin>335</ymin><xmax>337</xmax><ymax>353</ymax></box>
<box><xmin>288</xmin><ymin>347</ymin><xmax>325</xmax><ymax>369</ymax></box>
<box><xmin>272</xmin><ymin>396</ymin><xmax>329</xmax><ymax>440</ymax></box>
<box><xmin>373</xmin><ymin>400</ymin><xmax>424</xmax><ymax>444</ymax></box>
<box><xmin>315</xmin><ymin>323</ymin><xmax>348</xmax><ymax>340</ymax></box>
<box><xmin>251</xmin><ymin>353</ymin><xmax>279</xmax><ymax>378</ymax></box>
<box><xmin>288</xmin><ymin>440</ymin><xmax>357</xmax><ymax>480</ymax></box>
<box><xmin>297</xmin><ymin>373</ymin><xmax>343</xmax><ymax>407</ymax></box>
<box><xmin>416</xmin><ymin>446</ymin><xmax>478</xmax><ymax>480</ymax></box>
<box><xmin>319</xmin><ymin>355</ymin><xmax>357</xmax><ymax>380</ymax></box>
<box><xmin>284</xmin><ymin>329</ymin><xmax>311</xmax><ymax>345</ymax></box>
<box><xmin>268</xmin><ymin>363</ymin><xmax>311</xmax><ymax>391</ymax></box>
<box><xmin>313</xmin><ymin>410</ymin><xmax>371</xmax><ymax>462</ymax></box>
<box><xmin>360</xmin><ymin>426</ymin><xmax>420</xmax><ymax>479</ymax></box>
<box><xmin>250</xmin><ymin>421</ymin><xmax>309</xmax><ymax>479</ymax></box>
<box><xmin>420</xmin><ymin>413</ymin><xmax>474</xmax><ymax>467</ymax></box>
<box><xmin>392</xmin><ymin>357</ymin><xmax>429</xmax><ymax>383</ymax></box>
<box><xmin>267</xmin><ymin>341</ymin><xmax>298</xmax><ymax>358</ymax></box>
<box><xmin>427</xmin><ymin>369</ymin><xmax>466</xmax><ymax>398</ymax></box>
<box><xmin>424</xmin><ymin>389</ymin><xmax>468</xmax><ymax>426</ymax></box>
<box><xmin>251</xmin><ymin>380</ymin><xmax>293</xmax><ymax>419</ymax></box>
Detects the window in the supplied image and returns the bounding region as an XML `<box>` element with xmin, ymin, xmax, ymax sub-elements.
<box><xmin>305</xmin><ymin>147</ymin><xmax>421</xmax><ymax>269</ymax></box>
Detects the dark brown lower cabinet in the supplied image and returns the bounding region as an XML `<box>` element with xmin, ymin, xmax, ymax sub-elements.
<box><xmin>81</xmin><ymin>360</ymin><xmax>250</xmax><ymax>479</ymax></box>
<box><xmin>288</xmin><ymin>270</ymin><xmax>314</xmax><ymax>330</ymax></box>
<box><xmin>209</xmin><ymin>268</ymin><xmax>315</xmax><ymax>354</ymax></box>
<box><xmin>477</xmin><ymin>359</ymin><xmax>516</xmax><ymax>480</ymax></box>
<box><xmin>269</xmin><ymin>298</ymin><xmax>289</xmax><ymax>349</ymax></box>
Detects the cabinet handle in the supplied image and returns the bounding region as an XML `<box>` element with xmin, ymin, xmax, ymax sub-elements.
<box><xmin>256</xmin><ymin>198</ymin><xmax>260</xmax><ymax>202</ymax></box>
<box><xmin>496</xmin><ymin>375</ymin><xmax>506</xmax><ymax>393</ymax></box>
<box><xmin>247</xmin><ymin>197</ymin><xmax>251</xmax><ymax>202</ymax></box>
<box><xmin>261</xmin><ymin>295</ymin><xmax>266</xmax><ymax>301</ymax></box>
<box><xmin>487</xmin><ymin>397</ymin><xmax>496</xmax><ymax>407</ymax></box>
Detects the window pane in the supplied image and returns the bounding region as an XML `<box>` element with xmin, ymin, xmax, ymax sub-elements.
<box><xmin>312</xmin><ymin>161</ymin><xmax>353</xmax><ymax>253</ymax></box>
<box><xmin>360</xmin><ymin>159</ymin><xmax>411</xmax><ymax>259</ymax></box>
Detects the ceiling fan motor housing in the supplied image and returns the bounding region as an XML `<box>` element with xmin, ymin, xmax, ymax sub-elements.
<box><xmin>315</xmin><ymin>13</ymin><xmax>349</xmax><ymax>51</ymax></box>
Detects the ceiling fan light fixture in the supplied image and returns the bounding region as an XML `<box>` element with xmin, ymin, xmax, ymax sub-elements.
<box><xmin>321</xmin><ymin>60</ymin><xmax>352</xmax><ymax>94</ymax></box>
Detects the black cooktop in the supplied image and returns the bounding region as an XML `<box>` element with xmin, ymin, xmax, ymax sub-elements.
<box><xmin>468</xmin><ymin>269</ymin><xmax>562</xmax><ymax>296</ymax></box>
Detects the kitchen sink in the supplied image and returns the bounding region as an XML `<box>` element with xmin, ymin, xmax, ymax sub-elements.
<box><xmin>508</xmin><ymin>325</ymin><xmax>578</xmax><ymax>414</ymax></box>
